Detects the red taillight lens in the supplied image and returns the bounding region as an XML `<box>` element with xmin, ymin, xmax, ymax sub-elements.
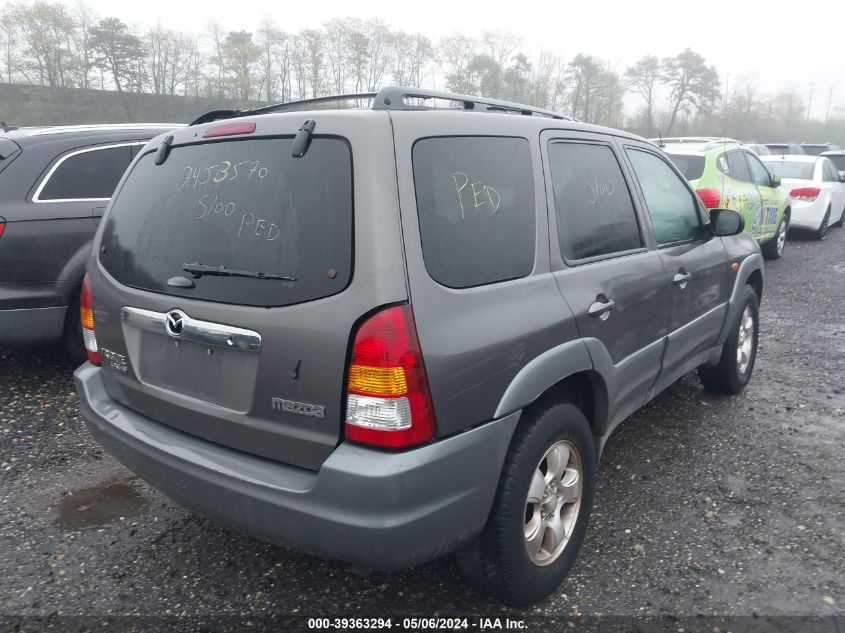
<box><xmin>80</xmin><ymin>273</ymin><xmax>100</xmax><ymax>365</ymax></box>
<box><xmin>203</xmin><ymin>121</ymin><xmax>256</xmax><ymax>138</ymax></box>
<box><xmin>345</xmin><ymin>304</ymin><xmax>435</xmax><ymax>449</ymax></box>
<box><xmin>789</xmin><ymin>187</ymin><xmax>820</xmax><ymax>202</ymax></box>
<box><xmin>695</xmin><ymin>187</ymin><xmax>722</xmax><ymax>209</ymax></box>
<box><xmin>0</xmin><ymin>219</ymin><xmax>5</xmax><ymax>239</ymax></box>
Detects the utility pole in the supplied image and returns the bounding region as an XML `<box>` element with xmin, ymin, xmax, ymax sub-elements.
<box><xmin>806</xmin><ymin>82</ymin><xmax>814</xmax><ymax>121</ymax></box>
<box><xmin>722</xmin><ymin>72</ymin><xmax>730</xmax><ymax>137</ymax></box>
<box><xmin>825</xmin><ymin>87</ymin><xmax>833</xmax><ymax>124</ymax></box>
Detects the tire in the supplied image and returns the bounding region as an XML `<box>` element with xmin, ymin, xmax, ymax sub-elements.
<box><xmin>61</xmin><ymin>291</ymin><xmax>87</xmax><ymax>365</ymax></box>
<box><xmin>457</xmin><ymin>402</ymin><xmax>596</xmax><ymax>604</ymax></box>
<box><xmin>698</xmin><ymin>285</ymin><xmax>759</xmax><ymax>395</ymax></box>
<box><xmin>761</xmin><ymin>212</ymin><xmax>788</xmax><ymax>260</ymax></box>
<box><xmin>814</xmin><ymin>206</ymin><xmax>831</xmax><ymax>240</ymax></box>
<box><xmin>834</xmin><ymin>205</ymin><xmax>845</xmax><ymax>228</ymax></box>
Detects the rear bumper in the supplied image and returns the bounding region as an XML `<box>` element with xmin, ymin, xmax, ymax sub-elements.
<box><xmin>788</xmin><ymin>198</ymin><xmax>827</xmax><ymax>231</ymax></box>
<box><xmin>0</xmin><ymin>306</ymin><xmax>66</xmax><ymax>344</ymax></box>
<box><xmin>74</xmin><ymin>363</ymin><xmax>519</xmax><ymax>569</ymax></box>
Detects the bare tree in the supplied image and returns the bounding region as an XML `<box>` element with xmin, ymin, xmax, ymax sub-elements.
<box><xmin>527</xmin><ymin>49</ymin><xmax>561</xmax><ymax>109</ymax></box>
<box><xmin>625</xmin><ymin>54</ymin><xmax>660</xmax><ymax>135</ymax></box>
<box><xmin>323</xmin><ymin>18</ymin><xmax>348</xmax><ymax>94</ymax></box>
<box><xmin>391</xmin><ymin>32</ymin><xmax>432</xmax><ymax>88</ymax></box>
<box><xmin>15</xmin><ymin>1</ymin><xmax>77</xmax><ymax>87</ymax></box>
<box><xmin>362</xmin><ymin>18</ymin><xmax>390</xmax><ymax>91</ymax></box>
<box><xmin>0</xmin><ymin>8</ymin><xmax>19</xmax><ymax>83</ymax></box>
<box><xmin>296</xmin><ymin>29</ymin><xmax>326</xmax><ymax>98</ymax></box>
<box><xmin>440</xmin><ymin>33</ymin><xmax>478</xmax><ymax>94</ymax></box>
<box><xmin>69</xmin><ymin>1</ymin><xmax>95</xmax><ymax>89</ymax></box>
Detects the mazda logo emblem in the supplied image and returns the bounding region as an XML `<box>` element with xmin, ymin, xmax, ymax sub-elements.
<box><xmin>165</xmin><ymin>310</ymin><xmax>186</xmax><ymax>337</ymax></box>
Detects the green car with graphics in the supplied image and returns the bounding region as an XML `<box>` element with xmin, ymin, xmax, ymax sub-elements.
<box><xmin>653</xmin><ymin>138</ymin><xmax>790</xmax><ymax>259</ymax></box>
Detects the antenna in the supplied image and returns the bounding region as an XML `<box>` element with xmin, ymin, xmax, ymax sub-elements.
<box><xmin>657</xmin><ymin>129</ymin><xmax>664</xmax><ymax>148</ymax></box>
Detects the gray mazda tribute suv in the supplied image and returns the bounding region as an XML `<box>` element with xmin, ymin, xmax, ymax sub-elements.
<box><xmin>74</xmin><ymin>87</ymin><xmax>763</xmax><ymax>604</ymax></box>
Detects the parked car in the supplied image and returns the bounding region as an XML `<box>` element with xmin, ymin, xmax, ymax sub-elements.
<box><xmin>745</xmin><ymin>143</ymin><xmax>771</xmax><ymax>156</ymax></box>
<box><xmin>653</xmin><ymin>138</ymin><xmax>789</xmax><ymax>259</ymax></box>
<box><xmin>761</xmin><ymin>154</ymin><xmax>845</xmax><ymax>239</ymax></box>
<box><xmin>820</xmin><ymin>149</ymin><xmax>845</xmax><ymax>180</ymax></box>
<box><xmin>763</xmin><ymin>142</ymin><xmax>805</xmax><ymax>155</ymax></box>
<box><xmin>800</xmin><ymin>142</ymin><xmax>842</xmax><ymax>156</ymax></box>
<box><xmin>0</xmin><ymin>123</ymin><xmax>181</xmax><ymax>359</ymax></box>
<box><xmin>74</xmin><ymin>87</ymin><xmax>764</xmax><ymax>604</ymax></box>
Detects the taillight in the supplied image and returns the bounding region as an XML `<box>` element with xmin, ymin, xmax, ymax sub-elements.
<box><xmin>789</xmin><ymin>187</ymin><xmax>820</xmax><ymax>202</ymax></box>
<box><xmin>0</xmin><ymin>218</ymin><xmax>5</xmax><ymax>239</ymax></box>
<box><xmin>695</xmin><ymin>187</ymin><xmax>722</xmax><ymax>209</ymax></box>
<box><xmin>345</xmin><ymin>304</ymin><xmax>435</xmax><ymax>449</ymax></box>
<box><xmin>80</xmin><ymin>273</ymin><xmax>100</xmax><ymax>365</ymax></box>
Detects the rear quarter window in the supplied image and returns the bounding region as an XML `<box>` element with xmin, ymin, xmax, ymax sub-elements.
<box><xmin>412</xmin><ymin>136</ymin><xmax>535</xmax><ymax>288</ymax></box>
<box><xmin>99</xmin><ymin>137</ymin><xmax>353</xmax><ymax>307</ymax></box>
<box><xmin>36</xmin><ymin>144</ymin><xmax>135</xmax><ymax>201</ymax></box>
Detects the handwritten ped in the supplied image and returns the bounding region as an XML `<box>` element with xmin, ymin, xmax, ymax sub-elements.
<box><xmin>451</xmin><ymin>172</ymin><xmax>501</xmax><ymax>218</ymax></box>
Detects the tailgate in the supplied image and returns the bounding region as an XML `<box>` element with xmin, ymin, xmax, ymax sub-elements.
<box><xmin>89</xmin><ymin>112</ymin><xmax>407</xmax><ymax>470</ymax></box>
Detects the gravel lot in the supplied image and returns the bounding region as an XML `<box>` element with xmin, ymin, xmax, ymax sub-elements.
<box><xmin>1</xmin><ymin>229</ymin><xmax>843</xmax><ymax>631</ymax></box>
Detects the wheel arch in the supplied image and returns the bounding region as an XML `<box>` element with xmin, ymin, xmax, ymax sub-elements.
<box><xmin>494</xmin><ymin>339</ymin><xmax>610</xmax><ymax>439</ymax></box>
<box><xmin>717</xmin><ymin>252</ymin><xmax>763</xmax><ymax>345</ymax></box>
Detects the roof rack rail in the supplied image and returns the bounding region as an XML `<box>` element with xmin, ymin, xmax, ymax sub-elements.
<box><xmin>189</xmin><ymin>93</ymin><xmax>378</xmax><ymax>126</ymax></box>
<box><xmin>371</xmin><ymin>86</ymin><xmax>572</xmax><ymax>120</ymax></box>
<box><xmin>188</xmin><ymin>86</ymin><xmax>572</xmax><ymax>126</ymax></box>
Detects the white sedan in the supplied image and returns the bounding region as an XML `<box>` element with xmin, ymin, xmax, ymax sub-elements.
<box><xmin>760</xmin><ymin>155</ymin><xmax>845</xmax><ymax>239</ymax></box>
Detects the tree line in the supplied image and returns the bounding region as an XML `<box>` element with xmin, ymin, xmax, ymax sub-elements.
<box><xmin>1</xmin><ymin>1</ymin><xmax>842</xmax><ymax>142</ymax></box>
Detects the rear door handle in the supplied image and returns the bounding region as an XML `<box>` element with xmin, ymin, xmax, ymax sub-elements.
<box><xmin>673</xmin><ymin>270</ymin><xmax>692</xmax><ymax>288</ymax></box>
<box><xmin>588</xmin><ymin>297</ymin><xmax>616</xmax><ymax>319</ymax></box>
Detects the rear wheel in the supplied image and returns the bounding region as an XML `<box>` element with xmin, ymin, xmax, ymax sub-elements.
<box><xmin>457</xmin><ymin>402</ymin><xmax>596</xmax><ymax>604</ymax></box>
<box><xmin>834</xmin><ymin>205</ymin><xmax>845</xmax><ymax>228</ymax></box>
<box><xmin>761</xmin><ymin>212</ymin><xmax>788</xmax><ymax>260</ymax></box>
<box><xmin>61</xmin><ymin>291</ymin><xmax>86</xmax><ymax>364</ymax></box>
<box><xmin>698</xmin><ymin>285</ymin><xmax>759</xmax><ymax>394</ymax></box>
<box><xmin>814</xmin><ymin>207</ymin><xmax>831</xmax><ymax>240</ymax></box>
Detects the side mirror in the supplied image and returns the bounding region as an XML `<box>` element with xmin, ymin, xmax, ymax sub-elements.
<box><xmin>710</xmin><ymin>208</ymin><xmax>745</xmax><ymax>237</ymax></box>
<box><xmin>771</xmin><ymin>173</ymin><xmax>782</xmax><ymax>187</ymax></box>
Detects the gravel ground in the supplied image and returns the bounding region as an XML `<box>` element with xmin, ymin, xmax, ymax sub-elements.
<box><xmin>1</xmin><ymin>229</ymin><xmax>843</xmax><ymax>630</ymax></box>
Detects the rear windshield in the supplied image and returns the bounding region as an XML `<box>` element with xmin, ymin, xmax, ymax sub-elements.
<box><xmin>666</xmin><ymin>153</ymin><xmax>705</xmax><ymax>180</ymax></box>
<box><xmin>764</xmin><ymin>144</ymin><xmax>802</xmax><ymax>155</ymax></box>
<box><xmin>99</xmin><ymin>137</ymin><xmax>353</xmax><ymax>307</ymax></box>
<box><xmin>800</xmin><ymin>145</ymin><xmax>825</xmax><ymax>156</ymax></box>
<box><xmin>763</xmin><ymin>161</ymin><xmax>814</xmax><ymax>180</ymax></box>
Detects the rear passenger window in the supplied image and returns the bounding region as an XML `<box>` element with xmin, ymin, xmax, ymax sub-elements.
<box><xmin>548</xmin><ymin>142</ymin><xmax>642</xmax><ymax>261</ymax></box>
<box><xmin>726</xmin><ymin>151</ymin><xmax>752</xmax><ymax>183</ymax></box>
<box><xmin>627</xmin><ymin>149</ymin><xmax>703</xmax><ymax>245</ymax></box>
<box><xmin>412</xmin><ymin>137</ymin><xmax>535</xmax><ymax>288</ymax></box>
<box><xmin>37</xmin><ymin>144</ymin><xmax>134</xmax><ymax>201</ymax></box>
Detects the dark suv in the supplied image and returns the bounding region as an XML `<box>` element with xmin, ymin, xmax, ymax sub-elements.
<box><xmin>74</xmin><ymin>88</ymin><xmax>764</xmax><ymax>604</ymax></box>
<box><xmin>0</xmin><ymin>123</ymin><xmax>179</xmax><ymax>358</ymax></box>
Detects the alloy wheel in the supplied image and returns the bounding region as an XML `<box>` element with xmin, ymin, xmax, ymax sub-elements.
<box><xmin>524</xmin><ymin>440</ymin><xmax>583</xmax><ymax>566</ymax></box>
<box><xmin>736</xmin><ymin>305</ymin><xmax>755</xmax><ymax>375</ymax></box>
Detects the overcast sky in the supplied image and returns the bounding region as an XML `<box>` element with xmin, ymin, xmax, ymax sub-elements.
<box><xmin>67</xmin><ymin>0</ymin><xmax>845</xmax><ymax>118</ymax></box>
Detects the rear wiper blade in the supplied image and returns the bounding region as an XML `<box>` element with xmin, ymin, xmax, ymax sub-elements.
<box><xmin>182</xmin><ymin>262</ymin><xmax>297</xmax><ymax>281</ymax></box>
